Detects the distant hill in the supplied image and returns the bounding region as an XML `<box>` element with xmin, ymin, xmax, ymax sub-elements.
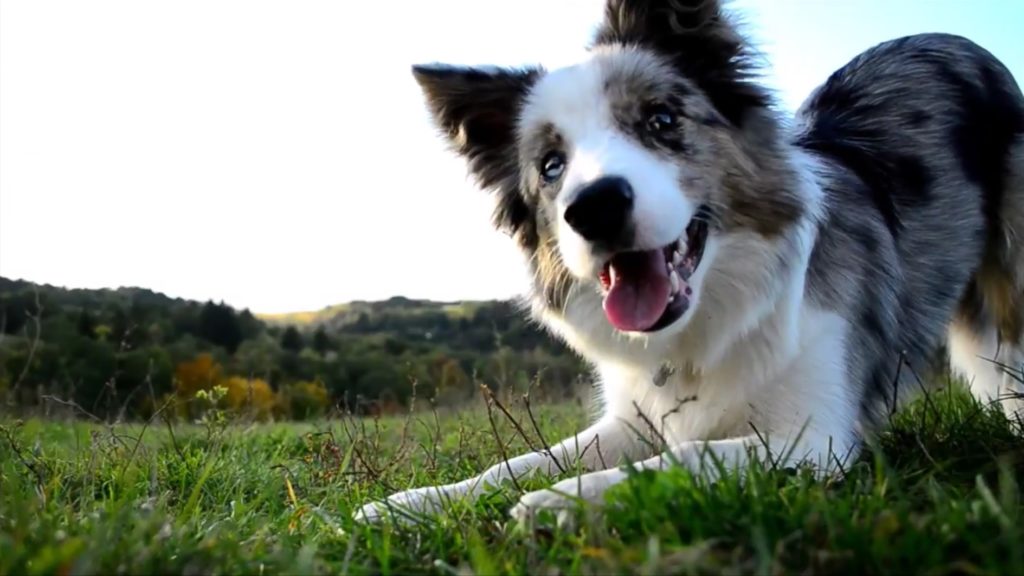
<box><xmin>258</xmin><ymin>303</ymin><xmax>353</xmax><ymax>327</ymax></box>
<box><xmin>0</xmin><ymin>277</ymin><xmax>585</xmax><ymax>419</ymax></box>
<box><xmin>258</xmin><ymin>297</ymin><xmax>486</xmax><ymax>329</ymax></box>
<box><xmin>0</xmin><ymin>276</ymin><xmax>190</xmax><ymax>313</ymax></box>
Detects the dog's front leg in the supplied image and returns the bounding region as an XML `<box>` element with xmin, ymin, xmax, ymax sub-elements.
<box><xmin>510</xmin><ymin>429</ymin><xmax>858</xmax><ymax>527</ymax></box>
<box><xmin>353</xmin><ymin>416</ymin><xmax>641</xmax><ymax>524</ymax></box>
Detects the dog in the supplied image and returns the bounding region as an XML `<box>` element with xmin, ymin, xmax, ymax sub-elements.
<box><xmin>355</xmin><ymin>0</ymin><xmax>1024</xmax><ymax>526</ymax></box>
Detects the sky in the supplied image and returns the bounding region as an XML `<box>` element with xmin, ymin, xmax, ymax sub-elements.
<box><xmin>1</xmin><ymin>1</ymin><xmax>1022</xmax><ymax>314</ymax></box>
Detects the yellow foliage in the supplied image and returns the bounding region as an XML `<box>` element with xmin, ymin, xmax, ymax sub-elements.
<box><xmin>222</xmin><ymin>376</ymin><xmax>276</xmax><ymax>420</ymax></box>
<box><xmin>169</xmin><ymin>354</ymin><xmax>335</xmax><ymax>421</ymax></box>
<box><xmin>174</xmin><ymin>353</ymin><xmax>222</xmax><ymax>398</ymax></box>
<box><xmin>440</xmin><ymin>358</ymin><xmax>469</xmax><ymax>391</ymax></box>
<box><xmin>278</xmin><ymin>379</ymin><xmax>330</xmax><ymax>420</ymax></box>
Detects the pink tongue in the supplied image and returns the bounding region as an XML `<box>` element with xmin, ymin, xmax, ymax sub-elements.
<box><xmin>602</xmin><ymin>249</ymin><xmax>671</xmax><ymax>332</ymax></box>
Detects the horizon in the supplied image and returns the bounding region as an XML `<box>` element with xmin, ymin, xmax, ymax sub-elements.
<box><xmin>2</xmin><ymin>0</ymin><xmax>1023</xmax><ymax>314</ymax></box>
<box><xmin>0</xmin><ymin>274</ymin><xmax>494</xmax><ymax>314</ymax></box>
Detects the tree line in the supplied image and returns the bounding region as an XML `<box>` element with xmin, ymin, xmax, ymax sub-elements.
<box><xmin>0</xmin><ymin>277</ymin><xmax>587</xmax><ymax>421</ymax></box>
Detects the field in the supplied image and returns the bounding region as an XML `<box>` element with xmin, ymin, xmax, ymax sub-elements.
<box><xmin>2</xmin><ymin>386</ymin><xmax>1024</xmax><ymax>575</ymax></box>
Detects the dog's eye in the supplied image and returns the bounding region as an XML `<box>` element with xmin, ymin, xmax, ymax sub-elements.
<box><xmin>540</xmin><ymin>151</ymin><xmax>566</xmax><ymax>183</ymax></box>
<box><xmin>645</xmin><ymin>106</ymin><xmax>676</xmax><ymax>134</ymax></box>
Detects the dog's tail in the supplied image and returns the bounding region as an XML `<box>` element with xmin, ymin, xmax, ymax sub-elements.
<box><xmin>948</xmin><ymin>71</ymin><xmax>1024</xmax><ymax>420</ymax></box>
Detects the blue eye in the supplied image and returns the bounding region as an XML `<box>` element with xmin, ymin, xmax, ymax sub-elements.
<box><xmin>541</xmin><ymin>151</ymin><xmax>566</xmax><ymax>182</ymax></box>
<box><xmin>645</xmin><ymin>106</ymin><xmax>676</xmax><ymax>133</ymax></box>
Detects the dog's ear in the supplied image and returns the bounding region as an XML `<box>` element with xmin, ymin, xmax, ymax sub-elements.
<box><xmin>412</xmin><ymin>64</ymin><xmax>541</xmax><ymax>189</ymax></box>
<box><xmin>411</xmin><ymin>64</ymin><xmax>542</xmax><ymax>243</ymax></box>
<box><xmin>594</xmin><ymin>0</ymin><xmax>768</xmax><ymax>127</ymax></box>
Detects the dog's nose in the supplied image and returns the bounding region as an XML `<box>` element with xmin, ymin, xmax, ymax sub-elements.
<box><xmin>563</xmin><ymin>176</ymin><xmax>634</xmax><ymax>244</ymax></box>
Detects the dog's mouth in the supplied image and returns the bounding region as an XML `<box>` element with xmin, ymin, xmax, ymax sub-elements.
<box><xmin>598</xmin><ymin>209</ymin><xmax>710</xmax><ymax>333</ymax></box>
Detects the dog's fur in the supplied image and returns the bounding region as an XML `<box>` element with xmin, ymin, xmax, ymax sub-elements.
<box><xmin>356</xmin><ymin>0</ymin><xmax>1024</xmax><ymax>524</ymax></box>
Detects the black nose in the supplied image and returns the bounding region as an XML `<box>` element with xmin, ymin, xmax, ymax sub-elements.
<box><xmin>563</xmin><ymin>176</ymin><xmax>634</xmax><ymax>245</ymax></box>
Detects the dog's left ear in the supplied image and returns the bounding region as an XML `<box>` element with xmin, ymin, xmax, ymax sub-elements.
<box><xmin>594</xmin><ymin>0</ymin><xmax>768</xmax><ymax>127</ymax></box>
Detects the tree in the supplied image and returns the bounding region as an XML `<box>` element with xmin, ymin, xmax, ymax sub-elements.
<box><xmin>280</xmin><ymin>326</ymin><xmax>304</xmax><ymax>353</ymax></box>
<box><xmin>440</xmin><ymin>357</ymin><xmax>470</xmax><ymax>391</ymax></box>
<box><xmin>312</xmin><ymin>326</ymin><xmax>333</xmax><ymax>356</ymax></box>
<box><xmin>197</xmin><ymin>301</ymin><xmax>243</xmax><ymax>353</ymax></box>
<box><xmin>77</xmin><ymin>309</ymin><xmax>97</xmax><ymax>339</ymax></box>
<box><xmin>174</xmin><ymin>353</ymin><xmax>222</xmax><ymax>398</ymax></box>
<box><xmin>110</xmin><ymin>305</ymin><xmax>132</xmax><ymax>346</ymax></box>
<box><xmin>0</xmin><ymin>293</ymin><xmax>31</xmax><ymax>335</ymax></box>
<box><xmin>223</xmin><ymin>376</ymin><xmax>276</xmax><ymax>420</ymax></box>
<box><xmin>278</xmin><ymin>379</ymin><xmax>330</xmax><ymax>420</ymax></box>
<box><xmin>233</xmin><ymin>334</ymin><xmax>280</xmax><ymax>379</ymax></box>
<box><xmin>236</xmin><ymin>309</ymin><xmax>264</xmax><ymax>340</ymax></box>
<box><xmin>0</xmin><ymin>278</ymin><xmax>589</xmax><ymax>419</ymax></box>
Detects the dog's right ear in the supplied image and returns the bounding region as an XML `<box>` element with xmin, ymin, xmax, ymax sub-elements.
<box><xmin>411</xmin><ymin>64</ymin><xmax>542</xmax><ymax>192</ymax></box>
<box><xmin>412</xmin><ymin>64</ymin><xmax>543</xmax><ymax>245</ymax></box>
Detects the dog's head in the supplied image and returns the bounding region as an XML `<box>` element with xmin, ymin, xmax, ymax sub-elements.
<box><xmin>412</xmin><ymin>0</ymin><xmax>806</xmax><ymax>340</ymax></box>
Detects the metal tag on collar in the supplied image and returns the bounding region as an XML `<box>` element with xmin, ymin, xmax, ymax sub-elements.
<box><xmin>653</xmin><ymin>362</ymin><xmax>676</xmax><ymax>387</ymax></box>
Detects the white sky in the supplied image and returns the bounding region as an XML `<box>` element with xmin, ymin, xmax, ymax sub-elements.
<box><xmin>2</xmin><ymin>0</ymin><xmax>1022</xmax><ymax>313</ymax></box>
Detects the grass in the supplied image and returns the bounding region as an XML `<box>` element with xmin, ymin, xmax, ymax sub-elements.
<box><xmin>1</xmin><ymin>386</ymin><xmax>1023</xmax><ymax>575</ymax></box>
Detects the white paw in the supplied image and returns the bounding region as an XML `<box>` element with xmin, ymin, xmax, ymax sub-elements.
<box><xmin>353</xmin><ymin>486</ymin><xmax>448</xmax><ymax>526</ymax></box>
<box><xmin>509</xmin><ymin>486</ymin><xmax>580</xmax><ymax>529</ymax></box>
<box><xmin>509</xmin><ymin>469</ymin><xmax>621</xmax><ymax>529</ymax></box>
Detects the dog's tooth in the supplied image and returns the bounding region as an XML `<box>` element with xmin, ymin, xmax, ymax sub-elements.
<box><xmin>672</xmin><ymin>250</ymin><xmax>683</xmax><ymax>267</ymax></box>
<box><xmin>670</xmin><ymin>269</ymin><xmax>680</xmax><ymax>294</ymax></box>
<box><xmin>668</xmin><ymin>294</ymin><xmax>676</xmax><ymax>304</ymax></box>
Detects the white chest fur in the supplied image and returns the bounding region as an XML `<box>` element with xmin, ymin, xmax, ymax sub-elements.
<box><xmin>590</xmin><ymin>304</ymin><xmax>857</xmax><ymax>452</ymax></box>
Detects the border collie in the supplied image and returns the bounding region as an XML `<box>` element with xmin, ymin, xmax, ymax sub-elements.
<box><xmin>356</xmin><ymin>0</ymin><xmax>1024</xmax><ymax>526</ymax></box>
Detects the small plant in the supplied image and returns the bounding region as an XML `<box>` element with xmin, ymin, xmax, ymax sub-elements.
<box><xmin>193</xmin><ymin>384</ymin><xmax>230</xmax><ymax>437</ymax></box>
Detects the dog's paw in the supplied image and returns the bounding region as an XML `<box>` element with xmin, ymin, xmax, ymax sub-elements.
<box><xmin>509</xmin><ymin>486</ymin><xmax>580</xmax><ymax>529</ymax></box>
<box><xmin>353</xmin><ymin>486</ymin><xmax>447</xmax><ymax>526</ymax></box>
<box><xmin>509</xmin><ymin>469</ymin><xmax>620</xmax><ymax>530</ymax></box>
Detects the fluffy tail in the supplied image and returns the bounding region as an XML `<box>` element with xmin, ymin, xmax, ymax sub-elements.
<box><xmin>949</xmin><ymin>132</ymin><xmax>1024</xmax><ymax>420</ymax></box>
